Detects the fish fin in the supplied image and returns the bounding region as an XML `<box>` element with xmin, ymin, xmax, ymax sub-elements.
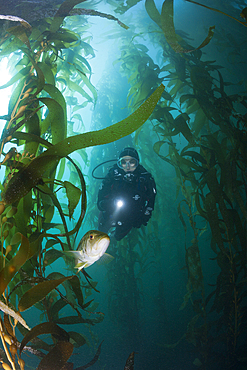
<box><xmin>75</xmin><ymin>261</ymin><xmax>89</xmax><ymax>269</ymax></box>
<box><xmin>64</xmin><ymin>251</ymin><xmax>82</xmax><ymax>260</ymax></box>
<box><xmin>96</xmin><ymin>253</ymin><xmax>114</xmax><ymax>265</ymax></box>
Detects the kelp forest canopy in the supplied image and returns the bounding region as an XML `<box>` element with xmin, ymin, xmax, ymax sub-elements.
<box><xmin>0</xmin><ymin>0</ymin><xmax>247</xmax><ymax>369</ymax></box>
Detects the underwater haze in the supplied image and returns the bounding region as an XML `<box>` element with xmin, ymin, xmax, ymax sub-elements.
<box><xmin>1</xmin><ymin>0</ymin><xmax>247</xmax><ymax>369</ymax></box>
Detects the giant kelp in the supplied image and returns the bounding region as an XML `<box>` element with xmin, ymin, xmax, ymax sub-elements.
<box><xmin>0</xmin><ymin>1</ymin><xmax>164</xmax><ymax>369</ymax></box>
<box><xmin>109</xmin><ymin>0</ymin><xmax>247</xmax><ymax>368</ymax></box>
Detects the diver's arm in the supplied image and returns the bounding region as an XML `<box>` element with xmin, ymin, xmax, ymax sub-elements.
<box><xmin>97</xmin><ymin>171</ymin><xmax>114</xmax><ymax>211</ymax></box>
<box><xmin>141</xmin><ymin>174</ymin><xmax>157</xmax><ymax>225</ymax></box>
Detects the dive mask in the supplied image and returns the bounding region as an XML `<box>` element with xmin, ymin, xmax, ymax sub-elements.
<box><xmin>117</xmin><ymin>157</ymin><xmax>138</xmax><ymax>170</ymax></box>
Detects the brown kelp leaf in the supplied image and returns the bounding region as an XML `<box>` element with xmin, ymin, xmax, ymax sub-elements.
<box><xmin>145</xmin><ymin>0</ymin><xmax>162</xmax><ymax>29</ymax></box>
<box><xmin>190</xmin><ymin>69</ymin><xmax>213</xmax><ymax>117</ymax></box>
<box><xmin>44</xmin><ymin>249</ymin><xmax>64</xmax><ymax>266</ymax></box>
<box><xmin>50</xmin><ymin>0</ymin><xmax>87</xmax><ymax>33</ymax></box>
<box><xmin>69</xmin><ymin>8</ymin><xmax>129</xmax><ymax>29</ymax></box>
<box><xmin>3</xmin><ymin>154</ymin><xmax>60</xmax><ymax>205</ymax></box>
<box><xmin>0</xmin><ymin>15</ymin><xmax>32</xmax><ymax>48</ymax></box>
<box><xmin>7</xmin><ymin>24</ymin><xmax>31</xmax><ymax>49</ymax></box>
<box><xmin>3</xmin><ymin>84</ymin><xmax>165</xmax><ymax>205</ymax></box>
<box><xmin>124</xmin><ymin>351</ymin><xmax>136</xmax><ymax>370</ymax></box>
<box><xmin>20</xmin><ymin>322</ymin><xmax>70</xmax><ymax>354</ymax></box>
<box><xmin>68</xmin><ymin>275</ymin><xmax>84</xmax><ymax>308</ymax></box>
<box><xmin>49</xmin><ymin>298</ymin><xmax>68</xmax><ymax>320</ymax></box>
<box><xmin>18</xmin><ymin>275</ymin><xmax>74</xmax><ymax>312</ymax></box>
<box><xmin>68</xmin><ymin>331</ymin><xmax>86</xmax><ymax>348</ymax></box>
<box><xmin>174</xmin><ymin>113</ymin><xmax>195</xmax><ymax>145</ymax></box>
<box><xmin>54</xmin><ymin>315</ymin><xmax>96</xmax><ymax>325</ymax></box>
<box><xmin>153</xmin><ymin>141</ymin><xmax>173</xmax><ymax>166</ymax></box>
<box><xmin>161</xmin><ymin>0</ymin><xmax>215</xmax><ymax>53</ymax></box>
<box><xmin>0</xmin><ymin>234</ymin><xmax>30</xmax><ymax>295</ymax></box>
<box><xmin>61</xmin><ymin>364</ymin><xmax>73</xmax><ymax>370</ymax></box>
<box><xmin>64</xmin><ymin>181</ymin><xmax>81</xmax><ymax>219</ymax></box>
<box><xmin>204</xmin><ymin>192</ymin><xmax>224</xmax><ymax>252</ymax></box>
<box><xmin>0</xmin><ymin>15</ymin><xmax>31</xmax><ymax>31</ymax></box>
<box><xmin>4</xmin><ymin>314</ymin><xmax>14</xmax><ymax>337</ymax></box>
<box><xmin>185</xmin><ymin>241</ymin><xmax>203</xmax><ymax>291</ymax></box>
<box><xmin>59</xmin><ymin>158</ymin><xmax>86</xmax><ymax>237</ymax></box>
<box><xmin>37</xmin><ymin>341</ymin><xmax>73</xmax><ymax>370</ymax></box>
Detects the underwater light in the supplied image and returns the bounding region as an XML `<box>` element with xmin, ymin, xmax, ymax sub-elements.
<box><xmin>116</xmin><ymin>199</ymin><xmax>124</xmax><ymax>209</ymax></box>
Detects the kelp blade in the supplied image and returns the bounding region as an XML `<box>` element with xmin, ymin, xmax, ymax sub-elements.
<box><xmin>18</xmin><ymin>275</ymin><xmax>74</xmax><ymax>312</ymax></box>
<box><xmin>0</xmin><ymin>234</ymin><xmax>30</xmax><ymax>295</ymax></box>
<box><xmin>161</xmin><ymin>0</ymin><xmax>214</xmax><ymax>53</ymax></box>
<box><xmin>37</xmin><ymin>341</ymin><xmax>74</xmax><ymax>370</ymax></box>
<box><xmin>20</xmin><ymin>322</ymin><xmax>70</xmax><ymax>354</ymax></box>
<box><xmin>3</xmin><ymin>84</ymin><xmax>165</xmax><ymax>205</ymax></box>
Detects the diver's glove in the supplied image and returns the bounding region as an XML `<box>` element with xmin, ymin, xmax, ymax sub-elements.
<box><xmin>142</xmin><ymin>207</ymin><xmax>153</xmax><ymax>226</ymax></box>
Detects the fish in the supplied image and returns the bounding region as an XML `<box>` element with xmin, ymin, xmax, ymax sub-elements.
<box><xmin>65</xmin><ymin>230</ymin><xmax>111</xmax><ymax>271</ymax></box>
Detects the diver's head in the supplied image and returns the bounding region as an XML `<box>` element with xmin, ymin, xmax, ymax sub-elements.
<box><xmin>117</xmin><ymin>147</ymin><xmax>139</xmax><ymax>172</ymax></box>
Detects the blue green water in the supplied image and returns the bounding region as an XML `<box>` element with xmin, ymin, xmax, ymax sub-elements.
<box><xmin>1</xmin><ymin>1</ymin><xmax>247</xmax><ymax>369</ymax></box>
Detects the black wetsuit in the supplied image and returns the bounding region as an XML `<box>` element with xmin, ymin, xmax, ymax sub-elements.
<box><xmin>97</xmin><ymin>164</ymin><xmax>156</xmax><ymax>241</ymax></box>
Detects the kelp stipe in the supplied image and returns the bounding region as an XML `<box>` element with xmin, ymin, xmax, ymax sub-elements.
<box><xmin>0</xmin><ymin>1</ymin><xmax>164</xmax><ymax>369</ymax></box>
<box><xmin>108</xmin><ymin>1</ymin><xmax>247</xmax><ymax>368</ymax></box>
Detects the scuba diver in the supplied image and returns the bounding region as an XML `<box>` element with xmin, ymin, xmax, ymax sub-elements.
<box><xmin>97</xmin><ymin>147</ymin><xmax>156</xmax><ymax>241</ymax></box>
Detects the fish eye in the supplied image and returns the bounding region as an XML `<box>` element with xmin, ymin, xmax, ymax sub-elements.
<box><xmin>89</xmin><ymin>234</ymin><xmax>94</xmax><ymax>240</ymax></box>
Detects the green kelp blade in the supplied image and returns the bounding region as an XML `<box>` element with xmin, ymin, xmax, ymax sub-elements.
<box><xmin>68</xmin><ymin>331</ymin><xmax>86</xmax><ymax>348</ymax></box>
<box><xmin>20</xmin><ymin>322</ymin><xmax>70</xmax><ymax>354</ymax></box>
<box><xmin>174</xmin><ymin>114</ymin><xmax>195</xmax><ymax>145</ymax></box>
<box><xmin>63</xmin><ymin>181</ymin><xmax>81</xmax><ymax>219</ymax></box>
<box><xmin>0</xmin><ymin>66</ymin><xmax>30</xmax><ymax>90</ymax></box>
<box><xmin>60</xmin><ymin>158</ymin><xmax>86</xmax><ymax>236</ymax></box>
<box><xmin>3</xmin><ymin>84</ymin><xmax>165</xmax><ymax>205</ymax></box>
<box><xmin>50</xmin><ymin>0</ymin><xmax>87</xmax><ymax>33</ymax></box>
<box><xmin>161</xmin><ymin>0</ymin><xmax>215</xmax><ymax>53</ymax></box>
<box><xmin>0</xmin><ymin>234</ymin><xmax>30</xmax><ymax>295</ymax></box>
<box><xmin>3</xmin><ymin>154</ymin><xmax>60</xmax><ymax>205</ymax></box>
<box><xmin>39</xmin><ymin>97</ymin><xmax>66</xmax><ymax>144</ymax></box>
<box><xmin>37</xmin><ymin>341</ymin><xmax>74</xmax><ymax>370</ymax></box>
<box><xmin>44</xmin><ymin>249</ymin><xmax>64</xmax><ymax>266</ymax></box>
<box><xmin>161</xmin><ymin>0</ymin><xmax>185</xmax><ymax>53</ymax></box>
<box><xmin>68</xmin><ymin>275</ymin><xmax>84</xmax><ymax>308</ymax></box>
<box><xmin>70</xmin><ymin>8</ymin><xmax>129</xmax><ymax>30</ymax></box>
<box><xmin>145</xmin><ymin>0</ymin><xmax>162</xmax><ymax>29</ymax></box>
<box><xmin>18</xmin><ymin>275</ymin><xmax>74</xmax><ymax>312</ymax></box>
